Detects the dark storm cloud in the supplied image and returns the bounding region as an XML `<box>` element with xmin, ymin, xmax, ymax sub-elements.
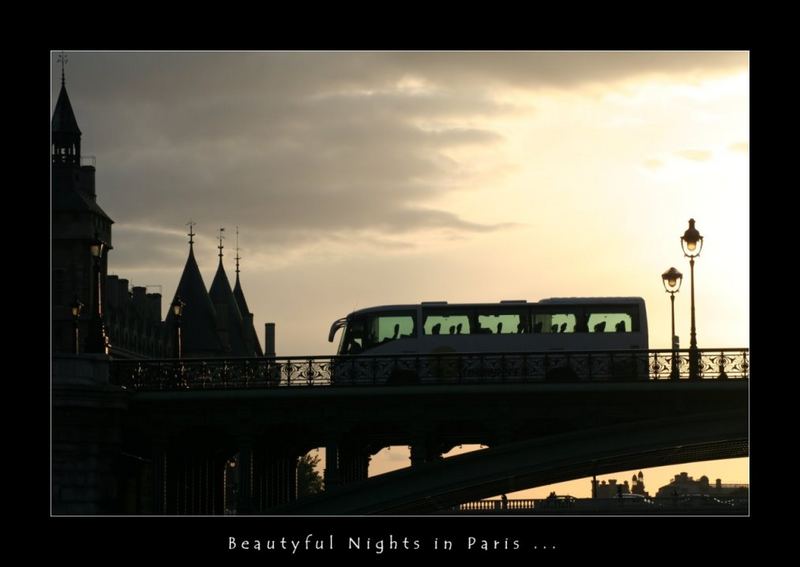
<box><xmin>53</xmin><ymin>51</ymin><xmax>745</xmax><ymax>269</ymax></box>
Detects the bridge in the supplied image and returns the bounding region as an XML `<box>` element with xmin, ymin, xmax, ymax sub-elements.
<box><xmin>452</xmin><ymin>495</ymin><xmax>748</xmax><ymax>514</ymax></box>
<box><xmin>53</xmin><ymin>348</ymin><xmax>748</xmax><ymax>514</ymax></box>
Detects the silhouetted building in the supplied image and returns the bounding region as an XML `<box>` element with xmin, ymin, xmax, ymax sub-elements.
<box><xmin>631</xmin><ymin>470</ymin><xmax>647</xmax><ymax>495</ymax></box>
<box><xmin>234</xmin><ymin>250</ymin><xmax>264</xmax><ymax>357</ymax></box>
<box><xmin>592</xmin><ymin>478</ymin><xmax>631</xmax><ymax>498</ymax></box>
<box><xmin>209</xmin><ymin>237</ymin><xmax>250</xmax><ymax>356</ymax></box>
<box><xmin>53</xmin><ymin>70</ymin><xmax>263</xmax><ymax>359</ymax></box>
<box><xmin>655</xmin><ymin>472</ymin><xmax>748</xmax><ymax>498</ymax></box>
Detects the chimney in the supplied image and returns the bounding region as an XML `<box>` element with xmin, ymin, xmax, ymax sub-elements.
<box><xmin>106</xmin><ymin>275</ymin><xmax>119</xmax><ymax>310</ymax></box>
<box><xmin>146</xmin><ymin>293</ymin><xmax>162</xmax><ymax>322</ymax></box>
<box><xmin>264</xmin><ymin>322</ymin><xmax>276</xmax><ymax>357</ymax></box>
<box><xmin>132</xmin><ymin>286</ymin><xmax>147</xmax><ymax>315</ymax></box>
<box><xmin>118</xmin><ymin>278</ymin><xmax>130</xmax><ymax>308</ymax></box>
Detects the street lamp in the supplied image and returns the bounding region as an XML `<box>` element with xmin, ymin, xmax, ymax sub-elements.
<box><xmin>661</xmin><ymin>267</ymin><xmax>682</xmax><ymax>380</ymax></box>
<box><xmin>86</xmin><ymin>234</ymin><xmax>110</xmax><ymax>354</ymax></box>
<box><xmin>172</xmin><ymin>296</ymin><xmax>185</xmax><ymax>359</ymax></box>
<box><xmin>71</xmin><ymin>298</ymin><xmax>83</xmax><ymax>354</ymax></box>
<box><xmin>680</xmin><ymin>218</ymin><xmax>704</xmax><ymax>380</ymax></box>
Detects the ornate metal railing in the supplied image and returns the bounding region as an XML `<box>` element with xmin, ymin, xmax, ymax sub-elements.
<box><xmin>109</xmin><ymin>348</ymin><xmax>748</xmax><ymax>391</ymax></box>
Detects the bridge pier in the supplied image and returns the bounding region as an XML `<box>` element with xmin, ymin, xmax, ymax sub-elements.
<box><xmin>151</xmin><ymin>439</ymin><xmax>167</xmax><ymax>514</ymax></box>
<box><xmin>325</xmin><ymin>440</ymin><xmax>370</xmax><ymax>486</ymax></box>
<box><xmin>52</xmin><ymin>355</ymin><xmax>127</xmax><ymax>514</ymax></box>
<box><xmin>162</xmin><ymin>449</ymin><xmax>224</xmax><ymax>515</ymax></box>
<box><xmin>252</xmin><ymin>447</ymin><xmax>299</xmax><ymax>512</ymax></box>
<box><xmin>324</xmin><ymin>441</ymin><xmax>341</xmax><ymax>488</ymax></box>
<box><xmin>410</xmin><ymin>439</ymin><xmax>442</xmax><ymax>467</ymax></box>
<box><xmin>235</xmin><ymin>438</ymin><xmax>255</xmax><ymax>514</ymax></box>
<box><xmin>339</xmin><ymin>444</ymin><xmax>370</xmax><ymax>483</ymax></box>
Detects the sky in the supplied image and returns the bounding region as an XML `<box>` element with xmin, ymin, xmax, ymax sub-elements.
<box><xmin>52</xmin><ymin>50</ymin><xmax>749</xmax><ymax>497</ymax></box>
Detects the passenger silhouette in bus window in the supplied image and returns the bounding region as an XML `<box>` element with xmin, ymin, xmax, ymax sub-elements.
<box><xmin>497</xmin><ymin>322</ymin><xmax>503</xmax><ymax>334</ymax></box>
<box><xmin>517</xmin><ymin>322</ymin><xmax>526</xmax><ymax>334</ymax></box>
<box><xmin>533</xmin><ymin>321</ymin><xmax>543</xmax><ymax>333</ymax></box>
<box><xmin>560</xmin><ymin>322</ymin><xmax>567</xmax><ymax>333</ymax></box>
<box><xmin>449</xmin><ymin>325</ymin><xmax>456</xmax><ymax>335</ymax></box>
<box><xmin>616</xmin><ymin>320</ymin><xmax>626</xmax><ymax>332</ymax></box>
<box><xmin>593</xmin><ymin>321</ymin><xmax>606</xmax><ymax>333</ymax></box>
<box><xmin>456</xmin><ymin>323</ymin><xmax>463</xmax><ymax>334</ymax></box>
<box><xmin>392</xmin><ymin>324</ymin><xmax>400</xmax><ymax>340</ymax></box>
<box><xmin>432</xmin><ymin>323</ymin><xmax>441</xmax><ymax>335</ymax></box>
<box><xmin>576</xmin><ymin>314</ymin><xmax>589</xmax><ymax>333</ymax></box>
<box><xmin>551</xmin><ymin>324</ymin><xmax>559</xmax><ymax>333</ymax></box>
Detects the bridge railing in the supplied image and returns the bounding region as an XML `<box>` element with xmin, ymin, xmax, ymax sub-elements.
<box><xmin>453</xmin><ymin>495</ymin><xmax>748</xmax><ymax>513</ymax></box>
<box><xmin>109</xmin><ymin>348</ymin><xmax>748</xmax><ymax>391</ymax></box>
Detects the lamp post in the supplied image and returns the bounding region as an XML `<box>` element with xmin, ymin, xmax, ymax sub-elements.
<box><xmin>680</xmin><ymin>218</ymin><xmax>704</xmax><ymax>380</ymax></box>
<box><xmin>172</xmin><ymin>296</ymin><xmax>185</xmax><ymax>359</ymax></box>
<box><xmin>71</xmin><ymin>298</ymin><xmax>83</xmax><ymax>354</ymax></box>
<box><xmin>661</xmin><ymin>267</ymin><xmax>682</xmax><ymax>380</ymax></box>
<box><xmin>86</xmin><ymin>234</ymin><xmax>109</xmax><ymax>354</ymax></box>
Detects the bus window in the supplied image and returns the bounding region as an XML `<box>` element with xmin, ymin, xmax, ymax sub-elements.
<box><xmin>477</xmin><ymin>312</ymin><xmax>526</xmax><ymax>334</ymax></box>
<box><xmin>586</xmin><ymin>310</ymin><xmax>635</xmax><ymax>333</ymax></box>
<box><xmin>532</xmin><ymin>312</ymin><xmax>577</xmax><ymax>333</ymax></box>
<box><xmin>376</xmin><ymin>314</ymin><xmax>416</xmax><ymax>343</ymax></box>
<box><xmin>341</xmin><ymin>312</ymin><xmax>416</xmax><ymax>354</ymax></box>
<box><xmin>424</xmin><ymin>313</ymin><xmax>470</xmax><ymax>335</ymax></box>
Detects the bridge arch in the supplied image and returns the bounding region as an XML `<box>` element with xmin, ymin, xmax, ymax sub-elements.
<box><xmin>279</xmin><ymin>409</ymin><xmax>747</xmax><ymax>514</ymax></box>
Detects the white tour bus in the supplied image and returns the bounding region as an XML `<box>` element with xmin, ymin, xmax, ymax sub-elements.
<box><xmin>327</xmin><ymin>298</ymin><xmax>649</xmax><ymax>383</ymax></box>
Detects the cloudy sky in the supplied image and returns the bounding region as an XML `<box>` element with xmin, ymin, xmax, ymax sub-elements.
<box><xmin>52</xmin><ymin>51</ymin><xmax>749</xmax><ymax>494</ymax></box>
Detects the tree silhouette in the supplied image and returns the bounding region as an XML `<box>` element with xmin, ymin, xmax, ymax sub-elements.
<box><xmin>297</xmin><ymin>452</ymin><xmax>324</xmax><ymax>497</ymax></box>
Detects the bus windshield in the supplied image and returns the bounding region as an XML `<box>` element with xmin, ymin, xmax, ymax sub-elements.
<box><xmin>340</xmin><ymin>311</ymin><xmax>417</xmax><ymax>354</ymax></box>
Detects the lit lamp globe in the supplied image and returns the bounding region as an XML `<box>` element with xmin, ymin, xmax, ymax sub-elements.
<box><xmin>681</xmin><ymin>218</ymin><xmax>704</xmax><ymax>258</ymax></box>
<box><xmin>172</xmin><ymin>297</ymin><xmax>185</xmax><ymax>317</ymax></box>
<box><xmin>71</xmin><ymin>298</ymin><xmax>84</xmax><ymax>319</ymax></box>
<box><xmin>661</xmin><ymin>267</ymin><xmax>683</xmax><ymax>293</ymax></box>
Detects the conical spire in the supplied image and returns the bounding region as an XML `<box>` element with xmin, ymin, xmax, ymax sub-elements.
<box><xmin>165</xmin><ymin>232</ymin><xmax>224</xmax><ymax>356</ymax></box>
<box><xmin>209</xmin><ymin>227</ymin><xmax>250</xmax><ymax>356</ymax></box>
<box><xmin>232</xmin><ymin>227</ymin><xmax>263</xmax><ymax>356</ymax></box>
<box><xmin>52</xmin><ymin>52</ymin><xmax>82</xmax><ymax>166</ymax></box>
<box><xmin>233</xmin><ymin>227</ymin><xmax>249</xmax><ymax>313</ymax></box>
<box><xmin>52</xmin><ymin>58</ymin><xmax>81</xmax><ymax>136</ymax></box>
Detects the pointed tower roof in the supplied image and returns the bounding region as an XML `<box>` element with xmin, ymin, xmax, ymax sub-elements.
<box><xmin>233</xmin><ymin>227</ymin><xmax>252</xmax><ymax>316</ymax></box>
<box><xmin>233</xmin><ymin>276</ymin><xmax>251</xmax><ymax>315</ymax></box>
<box><xmin>165</xmin><ymin>234</ymin><xmax>224</xmax><ymax>356</ymax></box>
<box><xmin>209</xmin><ymin>229</ymin><xmax>249</xmax><ymax>356</ymax></box>
<box><xmin>52</xmin><ymin>83</ymin><xmax>81</xmax><ymax>135</ymax></box>
<box><xmin>51</xmin><ymin>60</ymin><xmax>112</xmax><ymax>222</ymax></box>
<box><xmin>233</xmin><ymin>230</ymin><xmax>263</xmax><ymax>356</ymax></box>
